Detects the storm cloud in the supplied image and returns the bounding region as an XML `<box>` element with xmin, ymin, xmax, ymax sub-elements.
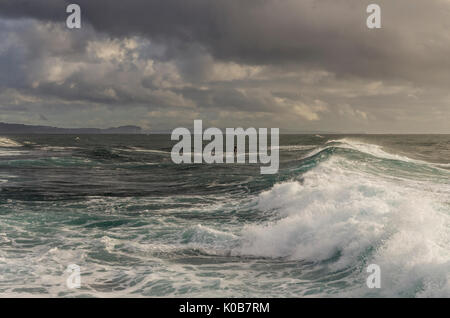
<box><xmin>0</xmin><ymin>0</ymin><xmax>449</xmax><ymax>132</ymax></box>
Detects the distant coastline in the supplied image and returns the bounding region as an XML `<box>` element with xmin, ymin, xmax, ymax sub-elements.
<box><xmin>0</xmin><ymin>122</ymin><xmax>350</xmax><ymax>135</ymax></box>
<box><xmin>0</xmin><ymin>122</ymin><xmax>143</xmax><ymax>134</ymax></box>
<box><xmin>3</xmin><ymin>122</ymin><xmax>444</xmax><ymax>135</ymax></box>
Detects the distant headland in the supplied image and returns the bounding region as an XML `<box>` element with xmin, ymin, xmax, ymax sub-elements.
<box><xmin>0</xmin><ymin>122</ymin><xmax>143</xmax><ymax>134</ymax></box>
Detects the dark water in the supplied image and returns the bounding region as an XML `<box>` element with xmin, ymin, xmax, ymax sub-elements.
<box><xmin>0</xmin><ymin>134</ymin><xmax>449</xmax><ymax>297</ymax></box>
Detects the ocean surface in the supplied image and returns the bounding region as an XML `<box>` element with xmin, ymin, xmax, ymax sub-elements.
<box><xmin>0</xmin><ymin>134</ymin><xmax>449</xmax><ymax>297</ymax></box>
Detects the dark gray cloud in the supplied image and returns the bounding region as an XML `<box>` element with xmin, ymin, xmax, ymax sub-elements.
<box><xmin>1</xmin><ymin>0</ymin><xmax>450</xmax><ymax>82</ymax></box>
<box><xmin>0</xmin><ymin>0</ymin><xmax>449</xmax><ymax>132</ymax></box>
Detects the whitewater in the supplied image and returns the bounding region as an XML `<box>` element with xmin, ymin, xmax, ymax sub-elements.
<box><xmin>0</xmin><ymin>134</ymin><xmax>449</xmax><ymax>297</ymax></box>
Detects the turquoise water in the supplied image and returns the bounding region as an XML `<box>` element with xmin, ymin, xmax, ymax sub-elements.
<box><xmin>0</xmin><ymin>135</ymin><xmax>449</xmax><ymax>297</ymax></box>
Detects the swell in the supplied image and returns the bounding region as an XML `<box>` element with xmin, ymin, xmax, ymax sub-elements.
<box><xmin>303</xmin><ymin>138</ymin><xmax>444</xmax><ymax>167</ymax></box>
<box><xmin>295</xmin><ymin>138</ymin><xmax>449</xmax><ymax>182</ymax></box>
<box><xmin>1</xmin><ymin>136</ymin><xmax>449</xmax><ymax>297</ymax></box>
<box><xmin>237</xmin><ymin>139</ymin><xmax>450</xmax><ymax>297</ymax></box>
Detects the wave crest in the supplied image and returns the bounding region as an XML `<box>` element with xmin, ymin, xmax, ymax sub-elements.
<box><xmin>239</xmin><ymin>155</ymin><xmax>450</xmax><ymax>296</ymax></box>
<box><xmin>0</xmin><ymin>137</ymin><xmax>22</xmax><ymax>148</ymax></box>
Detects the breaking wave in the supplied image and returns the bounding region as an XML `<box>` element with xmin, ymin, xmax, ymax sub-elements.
<box><xmin>239</xmin><ymin>139</ymin><xmax>450</xmax><ymax>296</ymax></box>
<box><xmin>0</xmin><ymin>137</ymin><xmax>22</xmax><ymax>148</ymax></box>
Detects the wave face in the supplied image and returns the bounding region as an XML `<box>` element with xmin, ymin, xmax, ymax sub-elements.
<box><xmin>241</xmin><ymin>148</ymin><xmax>450</xmax><ymax>296</ymax></box>
<box><xmin>0</xmin><ymin>134</ymin><xmax>449</xmax><ymax>297</ymax></box>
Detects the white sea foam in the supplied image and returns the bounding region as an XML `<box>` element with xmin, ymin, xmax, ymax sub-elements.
<box><xmin>238</xmin><ymin>156</ymin><xmax>450</xmax><ymax>296</ymax></box>
<box><xmin>303</xmin><ymin>138</ymin><xmax>421</xmax><ymax>164</ymax></box>
<box><xmin>0</xmin><ymin>137</ymin><xmax>22</xmax><ymax>148</ymax></box>
<box><xmin>275</xmin><ymin>145</ymin><xmax>316</xmax><ymax>151</ymax></box>
<box><xmin>118</xmin><ymin>147</ymin><xmax>170</xmax><ymax>155</ymax></box>
<box><xmin>0</xmin><ymin>150</ymin><xmax>28</xmax><ymax>157</ymax></box>
<box><xmin>182</xmin><ymin>224</ymin><xmax>238</xmax><ymax>247</ymax></box>
<box><xmin>39</xmin><ymin>146</ymin><xmax>80</xmax><ymax>152</ymax></box>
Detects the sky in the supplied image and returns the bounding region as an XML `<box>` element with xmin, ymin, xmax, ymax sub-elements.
<box><xmin>0</xmin><ymin>0</ymin><xmax>449</xmax><ymax>133</ymax></box>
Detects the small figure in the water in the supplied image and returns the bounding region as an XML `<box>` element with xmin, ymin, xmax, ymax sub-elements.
<box><xmin>75</xmin><ymin>136</ymin><xmax>80</xmax><ymax>141</ymax></box>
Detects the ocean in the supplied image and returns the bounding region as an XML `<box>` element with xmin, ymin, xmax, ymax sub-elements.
<box><xmin>0</xmin><ymin>134</ymin><xmax>449</xmax><ymax>297</ymax></box>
